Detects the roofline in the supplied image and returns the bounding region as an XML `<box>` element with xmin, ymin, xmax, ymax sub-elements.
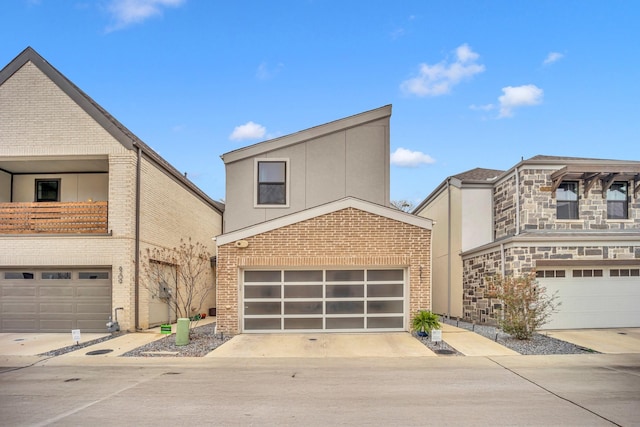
<box><xmin>221</xmin><ymin>105</ymin><xmax>392</xmax><ymax>164</ymax></box>
<box><xmin>1</xmin><ymin>47</ymin><xmax>223</xmax><ymax>214</ymax></box>
<box><xmin>216</xmin><ymin>196</ymin><xmax>432</xmax><ymax>245</ymax></box>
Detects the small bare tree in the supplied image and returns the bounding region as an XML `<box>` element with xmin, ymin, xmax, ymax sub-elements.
<box><xmin>487</xmin><ymin>271</ymin><xmax>560</xmax><ymax>340</ymax></box>
<box><xmin>141</xmin><ymin>238</ymin><xmax>213</xmax><ymax>329</ymax></box>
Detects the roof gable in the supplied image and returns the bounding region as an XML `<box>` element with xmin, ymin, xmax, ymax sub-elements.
<box><xmin>216</xmin><ymin>196</ymin><xmax>432</xmax><ymax>245</ymax></box>
<box><xmin>1</xmin><ymin>47</ymin><xmax>223</xmax><ymax>213</ymax></box>
<box><xmin>221</xmin><ymin>105</ymin><xmax>392</xmax><ymax>164</ymax></box>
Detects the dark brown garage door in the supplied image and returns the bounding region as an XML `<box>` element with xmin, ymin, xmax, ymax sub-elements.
<box><xmin>0</xmin><ymin>268</ymin><xmax>112</xmax><ymax>332</ymax></box>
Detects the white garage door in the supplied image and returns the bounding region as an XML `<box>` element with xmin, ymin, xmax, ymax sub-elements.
<box><xmin>537</xmin><ymin>267</ymin><xmax>640</xmax><ymax>329</ymax></box>
<box><xmin>242</xmin><ymin>269</ymin><xmax>406</xmax><ymax>332</ymax></box>
<box><xmin>0</xmin><ymin>268</ymin><xmax>112</xmax><ymax>333</ymax></box>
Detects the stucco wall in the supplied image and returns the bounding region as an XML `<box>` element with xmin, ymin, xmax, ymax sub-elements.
<box><xmin>216</xmin><ymin>207</ymin><xmax>431</xmax><ymax>334</ymax></box>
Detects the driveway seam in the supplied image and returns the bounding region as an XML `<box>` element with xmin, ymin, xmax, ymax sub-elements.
<box><xmin>487</xmin><ymin>356</ymin><xmax>621</xmax><ymax>427</ymax></box>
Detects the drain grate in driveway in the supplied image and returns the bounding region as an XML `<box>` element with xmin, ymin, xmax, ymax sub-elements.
<box><xmin>86</xmin><ymin>349</ymin><xmax>113</xmax><ymax>355</ymax></box>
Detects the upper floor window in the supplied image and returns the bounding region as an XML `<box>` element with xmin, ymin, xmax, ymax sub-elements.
<box><xmin>35</xmin><ymin>179</ymin><xmax>60</xmax><ymax>202</ymax></box>
<box><xmin>607</xmin><ymin>181</ymin><xmax>628</xmax><ymax>219</ymax></box>
<box><xmin>556</xmin><ymin>181</ymin><xmax>578</xmax><ymax>219</ymax></box>
<box><xmin>256</xmin><ymin>160</ymin><xmax>287</xmax><ymax>206</ymax></box>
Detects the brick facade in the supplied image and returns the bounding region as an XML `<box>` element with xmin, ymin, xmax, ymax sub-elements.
<box><xmin>216</xmin><ymin>207</ymin><xmax>431</xmax><ymax>334</ymax></box>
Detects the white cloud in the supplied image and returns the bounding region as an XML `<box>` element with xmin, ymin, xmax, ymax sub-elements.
<box><xmin>256</xmin><ymin>62</ymin><xmax>284</xmax><ymax>80</ymax></box>
<box><xmin>498</xmin><ymin>84</ymin><xmax>543</xmax><ymax>118</ymax></box>
<box><xmin>390</xmin><ymin>148</ymin><xmax>435</xmax><ymax>167</ymax></box>
<box><xmin>543</xmin><ymin>52</ymin><xmax>564</xmax><ymax>65</ymax></box>
<box><xmin>229</xmin><ymin>121</ymin><xmax>266</xmax><ymax>141</ymax></box>
<box><xmin>400</xmin><ymin>44</ymin><xmax>485</xmax><ymax>97</ymax></box>
<box><xmin>106</xmin><ymin>0</ymin><xmax>185</xmax><ymax>32</ymax></box>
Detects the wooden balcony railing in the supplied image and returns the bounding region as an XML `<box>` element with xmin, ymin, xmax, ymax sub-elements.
<box><xmin>0</xmin><ymin>201</ymin><xmax>108</xmax><ymax>234</ymax></box>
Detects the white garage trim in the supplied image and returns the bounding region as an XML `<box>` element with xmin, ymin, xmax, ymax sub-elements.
<box><xmin>241</xmin><ymin>268</ymin><xmax>407</xmax><ymax>333</ymax></box>
<box><xmin>0</xmin><ymin>267</ymin><xmax>112</xmax><ymax>333</ymax></box>
<box><xmin>537</xmin><ymin>266</ymin><xmax>640</xmax><ymax>329</ymax></box>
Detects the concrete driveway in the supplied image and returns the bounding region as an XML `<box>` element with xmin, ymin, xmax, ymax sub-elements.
<box><xmin>208</xmin><ymin>333</ymin><xmax>436</xmax><ymax>357</ymax></box>
<box><xmin>543</xmin><ymin>328</ymin><xmax>640</xmax><ymax>354</ymax></box>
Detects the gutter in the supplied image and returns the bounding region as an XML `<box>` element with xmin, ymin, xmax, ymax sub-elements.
<box><xmin>515</xmin><ymin>166</ymin><xmax>520</xmax><ymax>235</ymax></box>
<box><xmin>447</xmin><ymin>177</ymin><xmax>452</xmax><ymax>317</ymax></box>
<box><xmin>134</xmin><ymin>145</ymin><xmax>141</xmax><ymax>330</ymax></box>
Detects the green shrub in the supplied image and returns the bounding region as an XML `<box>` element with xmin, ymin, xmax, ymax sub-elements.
<box><xmin>487</xmin><ymin>271</ymin><xmax>560</xmax><ymax>340</ymax></box>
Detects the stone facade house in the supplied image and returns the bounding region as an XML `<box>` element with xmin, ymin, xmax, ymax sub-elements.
<box><xmin>415</xmin><ymin>155</ymin><xmax>640</xmax><ymax>329</ymax></box>
<box><xmin>0</xmin><ymin>47</ymin><xmax>223</xmax><ymax>333</ymax></box>
<box><xmin>215</xmin><ymin>106</ymin><xmax>433</xmax><ymax>334</ymax></box>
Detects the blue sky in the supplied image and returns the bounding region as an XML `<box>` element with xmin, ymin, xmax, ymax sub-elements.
<box><xmin>2</xmin><ymin>0</ymin><xmax>639</xmax><ymax>205</ymax></box>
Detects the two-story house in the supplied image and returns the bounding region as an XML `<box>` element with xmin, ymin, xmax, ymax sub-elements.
<box><xmin>415</xmin><ymin>155</ymin><xmax>640</xmax><ymax>329</ymax></box>
<box><xmin>215</xmin><ymin>105</ymin><xmax>434</xmax><ymax>335</ymax></box>
<box><xmin>0</xmin><ymin>47</ymin><xmax>223</xmax><ymax>333</ymax></box>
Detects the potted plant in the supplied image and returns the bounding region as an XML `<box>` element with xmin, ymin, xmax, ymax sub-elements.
<box><xmin>412</xmin><ymin>310</ymin><xmax>440</xmax><ymax>337</ymax></box>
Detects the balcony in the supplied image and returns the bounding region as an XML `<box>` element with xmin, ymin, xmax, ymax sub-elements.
<box><xmin>0</xmin><ymin>201</ymin><xmax>108</xmax><ymax>234</ymax></box>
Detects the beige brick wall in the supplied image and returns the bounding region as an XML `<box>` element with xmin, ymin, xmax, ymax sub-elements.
<box><xmin>137</xmin><ymin>157</ymin><xmax>222</xmax><ymax>328</ymax></box>
<box><xmin>216</xmin><ymin>207</ymin><xmax>431</xmax><ymax>334</ymax></box>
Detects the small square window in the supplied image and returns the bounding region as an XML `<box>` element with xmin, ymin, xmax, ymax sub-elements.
<box><xmin>35</xmin><ymin>179</ymin><xmax>60</xmax><ymax>202</ymax></box>
<box><xmin>573</xmin><ymin>270</ymin><xmax>582</xmax><ymax>278</ymax></box>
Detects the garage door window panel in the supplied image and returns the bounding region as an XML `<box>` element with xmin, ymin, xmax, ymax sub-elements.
<box><xmin>284</xmin><ymin>285</ymin><xmax>322</xmax><ymax>298</ymax></box>
<box><xmin>4</xmin><ymin>272</ymin><xmax>34</xmax><ymax>280</ymax></box>
<box><xmin>368</xmin><ymin>317</ymin><xmax>404</xmax><ymax>328</ymax></box>
<box><xmin>326</xmin><ymin>317</ymin><xmax>364</xmax><ymax>329</ymax></box>
<box><xmin>245</xmin><ymin>285</ymin><xmax>281</xmax><ymax>299</ymax></box>
<box><xmin>367</xmin><ymin>283</ymin><xmax>403</xmax><ymax>297</ymax></box>
<box><xmin>245</xmin><ymin>302</ymin><xmax>281</xmax><ymax>315</ymax></box>
<box><xmin>285</xmin><ymin>318</ymin><xmax>323</xmax><ymax>329</ymax></box>
<box><xmin>326</xmin><ymin>301</ymin><xmax>364</xmax><ymax>314</ymax></box>
<box><xmin>326</xmin><ymin>284</ymin><xmax>364</xmax><ymax>298</ymax></box>
<box><xmin>284</xmin><ymin>301</ymin><xmax>323</xmax><ymax>315</ymax></box>
<box><xmin>326</xmin><ymin>270</ymin><xmax>364</xmax><ymax>281</ymax></box>
<box><xmin>245</xmin><ymin>270</ymin><xmax>281</xmax><ymax>282</ymax></box>
<box><xmin>367</xmin><ymin>270</ymin><xmax>403</xmax><ymax>281</ymax></box>
<box><xmin>245</xmin><ymin>318</ymin><xmax>280</xmax><ymax>330</ymax></box>
<box><xmin>367</xmin><ymin>300</ymin><xmax>404</xmax><ymax>314</ymax></box>
<box><xmin>284</xmin><ymin>270</ymin><xmax>323</xmax><ymax>282</ymax></box>
<box><xmin>42</xmin><ymin>272</ymin><xmax>71</xmax><ymax>280</ymax></box>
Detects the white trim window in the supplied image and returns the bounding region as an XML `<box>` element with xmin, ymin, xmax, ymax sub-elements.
<box><xmin>255</xmin><ymin>158</ymin><xmax>289</xmax><ymax>207</ymax></box>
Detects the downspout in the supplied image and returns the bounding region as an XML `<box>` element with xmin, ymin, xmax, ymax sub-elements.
<box><xmin>515</xmin><ymin>166</ymin><xmax>520</xmax><ymax>235</ymax></box>
<box><xmin>447</xmin><ymin>177</ymin><xmax>452</xmax><ymax>317</ymax></box>
<box><xmin>134</xmin><ymin>145</ymin><xmax>142</xmax><ymax>330</ymax></box>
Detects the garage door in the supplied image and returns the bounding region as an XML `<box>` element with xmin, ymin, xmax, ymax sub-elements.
<box><xmin>242</xmin><ymin>269</ymin><xmax>406</xmax><ymax>332</ymax></box>
<box><xmin>0</xmin><ymin>268</ymin><xmax>112</xmax><ymax>333</ymax></box>
<box><xmin>537</xmin><ymin>267</ymin><xmax>640</xmax><ymax>329</ymax></box>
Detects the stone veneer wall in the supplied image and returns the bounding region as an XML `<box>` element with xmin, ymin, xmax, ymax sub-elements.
<box><xmin>463</xmin><ymin>243</ymin><xmax>640</xmax><ymax>324</ymax></box>
<box><xmin>216</xmin><ymin>207</ymin><xmax>431</xmax><ymax>334</ymax></box>
<box><xmin>520</xmin><ymin>167</ymin><xmax>640</xmax><ymax>231</ymax></box>
<box><xmin>493</xmin><ymin>173</ymin><xmax>517</xmax><ymax>240</ymax></box>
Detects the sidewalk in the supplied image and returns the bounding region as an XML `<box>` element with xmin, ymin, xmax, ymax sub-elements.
<box><xmin>441</xmin><ymin>323</ymin><xmax>519</xmax><ymax>356</ymax></box>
